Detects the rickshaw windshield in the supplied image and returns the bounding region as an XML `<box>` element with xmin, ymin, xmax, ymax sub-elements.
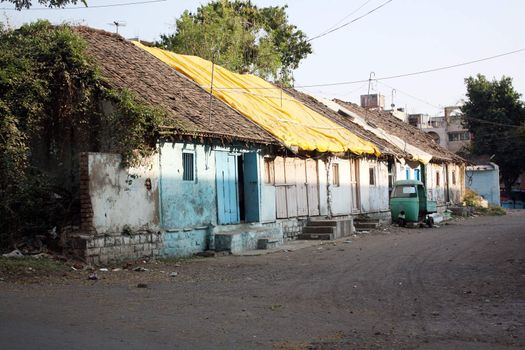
<box><xmin>392</xmin><ymin>185</ymin><xmax>417</xmax><ymax>198</ymax></box>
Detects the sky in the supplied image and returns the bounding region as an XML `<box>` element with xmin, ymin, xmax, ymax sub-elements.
<box><xmin>2</xmin><ymin>0</ymin><xmax>525</xmax><ymax>116</ymax></box>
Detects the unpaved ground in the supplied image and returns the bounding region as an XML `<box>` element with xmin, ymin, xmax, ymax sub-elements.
<box><xmin>1</xmin><ymin>212</ymin><xmax>524</xmax><ymax>350</ymax></box>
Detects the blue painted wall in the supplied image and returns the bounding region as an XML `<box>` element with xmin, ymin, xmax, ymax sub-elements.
<box><xmin>466</xmin><ymin>165</ymin><xmax>500</xmax><ymax>206</ymax></box>
<box><xmin>158</xmin><ymin>143</ymin><xmax>266</xmax><ymax>257</ymax></box>
<box><xmin>159</xmin><ymin>143</ymin><xmax>217</xmax><ymax>229</ymax></box>
<box><xmin>162</xmin><ymin>229</ymin><xmax>208</xmax><ymax>257</ymax></box>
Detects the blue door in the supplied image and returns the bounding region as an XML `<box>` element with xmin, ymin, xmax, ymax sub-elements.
<box><xmin>243</xmin><ymin>152</ymin><xmax>260</xmax><ymax>222</ymax></box>
<box><xmin>215</xmin><ymin>151</ymin><xmax>240</xmax><ymax>224</ymax></box>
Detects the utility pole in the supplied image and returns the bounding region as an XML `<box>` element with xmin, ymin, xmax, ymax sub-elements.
<box><xmin>209</xmin><ymin>49</ymin><xmax>218</xmax><ymax>126</ymax></box>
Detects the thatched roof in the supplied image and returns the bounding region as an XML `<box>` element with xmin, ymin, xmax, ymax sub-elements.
<box><xmin>74</xmin><ymin>27</ymin><xmax>277</xmax><ymax>145</ymax></box>
<box><xmin>334</xmin><ymin>100</ymin><xmax>465</xmax><ymax>164</ymax></box>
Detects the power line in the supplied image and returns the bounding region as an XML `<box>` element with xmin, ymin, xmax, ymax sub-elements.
<box><xmin>0</xmin><ymin>0</ymin><xmax>166</xmax><ymax>10</ymax></box>
<box><xmin>307</xmin><ymin>0</ymin><xmax>394</xmax><ymax>42</ymax></box>
<box><xmin>377</xmin><ymin>81</ymin><xmax>442</xmax><ymax>110</ymax></box>
<box><xmin>312</xmin><ymin>0</ymin><xmax>374</xmax><ymax>39</ymax></box>
<box><xmin>295</xmin><ymin>47</ymin><xmax>525</xmax><ymax>88</ymax></box>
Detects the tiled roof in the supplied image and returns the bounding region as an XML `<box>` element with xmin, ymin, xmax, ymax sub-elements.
<box><xmin>285</xmin><ymin>89</ymin><xmax>410</xmax><ymax>158</ymax></box>
<box><xmin>74</xmin><ymin>27</ymin><xmax>277</xmax><ymax>145</ymax></box>
<box><xmin>334</xmin><ymin>100</ymin><xmax>465</xmax><ymax>163</ymax></box>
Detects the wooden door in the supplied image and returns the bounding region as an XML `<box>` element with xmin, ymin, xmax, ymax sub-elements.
<box><xmin>284</xmin><ymin>158</ymin><xmax>298</xmax><ymax>217</ymax></box>
<box><xmin>274</xmin><ymin>157</ymin><xmax>288</xmax><ymax>218</ymax></box>
<box><xmin>216</xmin><ymin>152</ymin><xmax>240</xmax><ymax>224</ymax></box>
<box><xmin>305</xmin><ymin>159</ymin><xmax>320</xmax><ymax>216</ymax></box>
<box><xmin>350</xmin><ymin>158</ymin><xmax>360</xmax><ymax>212</ymax></box>
<box><xmin>243</xmin><ymin>152</ymin><xmax>260</xmax><ymax>222</ymax></box>
<box><xmin>295</xmin><ymin>159</ymin><xmax>308</xmax><ymax>216</ymax></box>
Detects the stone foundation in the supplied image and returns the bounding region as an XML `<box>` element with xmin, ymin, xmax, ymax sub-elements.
<box><xmin>70</xmin><ymin>231</ymin><xmax>162</xmax><ymax>265</ymax></box>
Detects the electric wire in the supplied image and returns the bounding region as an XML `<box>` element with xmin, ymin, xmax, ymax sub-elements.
<box><xmin>0</xmin><ymin>0</ymin><xmax>166</xmax><ymax>10</ymax></box>
<box><xmin>312</xmin><ymin>0</ymin><xmax>374</xmax><ymax>39</ymax></box>
<box><xmin>307</xmin><ymin>0</ymin><xmax>393</xmax><ymax>42</ymax></box>
<box><xmin>377</xmin><ymin>80</ymin><xmax>442</xmax><ymax>110</ymax></box>
<box><xmin>295</xmin><ymin>47</ymin><xmax>525</xmax><ymax>88</ymax></box>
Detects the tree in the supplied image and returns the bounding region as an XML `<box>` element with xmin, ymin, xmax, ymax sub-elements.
<box><xmin>1</xmin><ymin>0</ymin><xmax>85</xmax><ymax>10</ymax></box>
<box><xmin>461</xmin><ymin>74</ymin><xmax>525</xmax><ymax>195</ymax></box>
<box><xmin>157</xmin><ymin>0</ymin><xmax>312</xmax><ymax>85</ymax></box>
<box><xmin>0</xmin><ymin>21</ymin><xmax>162</xmax><ymax>248</ymax></box>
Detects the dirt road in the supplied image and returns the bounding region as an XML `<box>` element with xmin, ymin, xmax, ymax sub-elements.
<box><xmin>1</xmin><ymin>212</ymin><xmax>524</xmax><ymax>349</ymax></box>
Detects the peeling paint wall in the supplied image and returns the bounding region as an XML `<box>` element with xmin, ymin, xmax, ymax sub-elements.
<box><xmin>88</xmin><ymin>153</ymin><xmax>160</xmax><ymax>235</ymax></box>
<box><xmin>318</xmin><ymin>159</ymin><xmax>329</xmax><ymax>216</ymax></box>
<box><xmin>330</xmin><ymin>158</ymin><xmax>352</xmax><ymax>216</ymax></box>
<box><xmin>447</xmin><ymin>163</ymin><xmax>465</xmax><ymax>204</ymax></box>
<box><xmin>425</xmin><ymin>163</ymin><xmax>446</xmax><ymax>204</ymax></box>
<box><xmin>359</xmin><ymin>158</ymin><xmax>390</xmax><ymax>213</ymax></box>
<box><xmin>159</xmin><ymin>142</ymin><xmax>217</xmax><ymax>230</ymax></box>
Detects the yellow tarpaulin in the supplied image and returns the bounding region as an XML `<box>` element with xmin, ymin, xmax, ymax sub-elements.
<box><xmin>133</xmin><ymin>41</ymin><xmax>380</xmax><ymax>156</ymax></box>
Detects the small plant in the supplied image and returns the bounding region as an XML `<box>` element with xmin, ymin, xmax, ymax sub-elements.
<box><xmin>462</xmin><ymin>188</ymin><xmax>506</xmax><ymax>216</ymax></box>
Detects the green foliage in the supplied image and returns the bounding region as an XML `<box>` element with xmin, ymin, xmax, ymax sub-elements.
<box><xmin>0</xmin><ymin>21</ymin><xmax>163</xmax><ymax>248</ymax></box>
<box><xmin>158</xmin><ymin>0</ymin><xmax>312</xmax><ymax>85</ymax></box>
<box><xmin>461</xmin><ymin>74</ymin><xmax>525</xmax><ymax>194</ymax></box>
<box><xmin>1</xmin><ymin>0</ymin><xmax>86</xmax><ymax>10</ymax></box>
<box><xmin>0</xmin><ymin>256</ymin><xmax>67</xmax><ymax>279</ymax></box>
<box><xmin>102</xmin><ymin>89</ymin><xmax>162</xmax><ymax>166</ymax></box>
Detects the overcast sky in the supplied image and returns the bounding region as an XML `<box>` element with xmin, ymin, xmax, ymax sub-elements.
<box><xmin>3</xmin><ymin>0</ymin><xmax>524</xmax><ymax>115</ymax></box>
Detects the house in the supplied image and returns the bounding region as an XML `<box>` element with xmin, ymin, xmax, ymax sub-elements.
<box><xmin>132</xmin><ymin>40</ymin><xmax>467</xmax><ymax>215</ymax></box>
<box><xmin>333</xmin><ymin>99</ymin><xmax>466</xmax><ymax>207</ymax></box>
<box><xmin>465</xmin><ymin>156</ymin><xmax>500</xmax><ymax>206</ymax></box>
<box><xmin>65</xmin><ymin>27</ymin><xmax>466</xmax><ymax>264</ymax></box>
<box><xmin>71</xmin><ymin>27</ymin><xmax>283</xmax><ymax>263</ymax></box>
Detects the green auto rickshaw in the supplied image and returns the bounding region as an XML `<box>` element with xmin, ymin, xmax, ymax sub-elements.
<box><xmin>390</xmin><ymin>180</ymin><xmax>437</xmax><ymax>227</ymax></box>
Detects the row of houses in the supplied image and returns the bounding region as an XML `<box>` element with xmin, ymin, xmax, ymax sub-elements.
<box><xmin>69</xmin><ymin>27</ymin><xmax>466</xmax><ymax>264</ymax></box>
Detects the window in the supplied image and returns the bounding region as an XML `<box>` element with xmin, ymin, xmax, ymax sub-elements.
<box><xmin>415</xmin><ymin>169</ymin><xmax>421</xmax><ymax>181</ymax></box>
<box><xmin>369</xmin><ymin>167</ymin><xmax>376</xmax><ymax>186</ymax></box>
<box><xmin>264</xmin><ymin>158</ymin><xmax>275</xmax><ymax>184</ymax></box>
<box><xmin>436</xmin><ymin>171</ymin><xmax>440</xmax><ymax>187</ymax></box>
<box><xmin>332</xmin><ymin>163</ymin><xmax>340</xmax><ymax>187</ymax></box>
<box><xmin>392</xmin><ymin>185</ymin><xmax>417</xmax><ymax>198</ymax></box>
<box><xmin>448</xmin><ymin>131</ymin><xmax>470</xmax><ymax>142</ymax></box>
<box><xmin>182</xmin><ymin>152</ymin><xmax>195</xmax><ymax>181</ymax></box>
<box><xmin>452</xmin><ymin>170</ymin><xmax>456</xmax><ymax>185</ymax></box>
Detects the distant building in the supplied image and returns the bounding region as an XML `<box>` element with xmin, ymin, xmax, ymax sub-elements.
<box><xmin>360</xmin><ymin>93</ymin><xmax>385</xmax><ymax>111</ymax></box>
<box><xmin>386</xmin><ymin>104</ymin><xmax>472</xmax><ymax>155</ymax></box>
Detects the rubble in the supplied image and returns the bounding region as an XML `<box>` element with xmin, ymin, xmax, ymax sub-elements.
<box><xmin>2</xmin><ymin>249</ymin><xmax>24</xmax><ymax>258</ymax></box>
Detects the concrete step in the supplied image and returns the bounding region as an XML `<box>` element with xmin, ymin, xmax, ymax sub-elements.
<box><xmin>297</xmin><ymin>233</ymin><xmax>334</xmax><ymax>240</ymax></box>
<box><xmin>307</xmin><ymin>220</ymin><xmax>338</xmax><ymax>227</ymax></box>
<box><xmin>302</xmin><ymin>226</ymin><xmax>336</xmax><ymax>234</ymax></box>
<box><xmin>257</xmin><ymin>238</ymin><xmax>280</xmax><ymax>250</ymax></box>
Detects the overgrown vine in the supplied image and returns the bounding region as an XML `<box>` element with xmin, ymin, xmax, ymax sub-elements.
<box><xmin>0</xmin><ymin>21</ymin><xmax>164</xmax><ymax>249</ymax></box>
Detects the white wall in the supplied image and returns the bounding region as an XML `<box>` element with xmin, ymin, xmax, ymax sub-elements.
<box><xmin>329</xmin><ymin>158</ymin><xmax>351</xmax><ymax>216</ymax></box>
<box><xmin>318</xmin><ymin>159</ymin><xmax>329</xmax><ymax>216</ymax></box>
<box><xmin>447</xmin><ymin>163</ymin><xmax>464</xmax><ymax>204</ymax></box>
<box><xmin>425</xmin><ymin>162</ymin><xmax>446</xmax><ymax>204</ymax></box>
<box><xmin>88</xmin><ymin>153</ymin><xmax>160</xmax><ymax>234</ymax></box>
<box><xmin>260</xmin><ymin>154</ymin><xmax>277</xmax><ymax>223</ymax></box>
<box><xmin>359</xmin><ymin>158</ymin><xmax>389</xmax><ymax>212</ymax></box>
